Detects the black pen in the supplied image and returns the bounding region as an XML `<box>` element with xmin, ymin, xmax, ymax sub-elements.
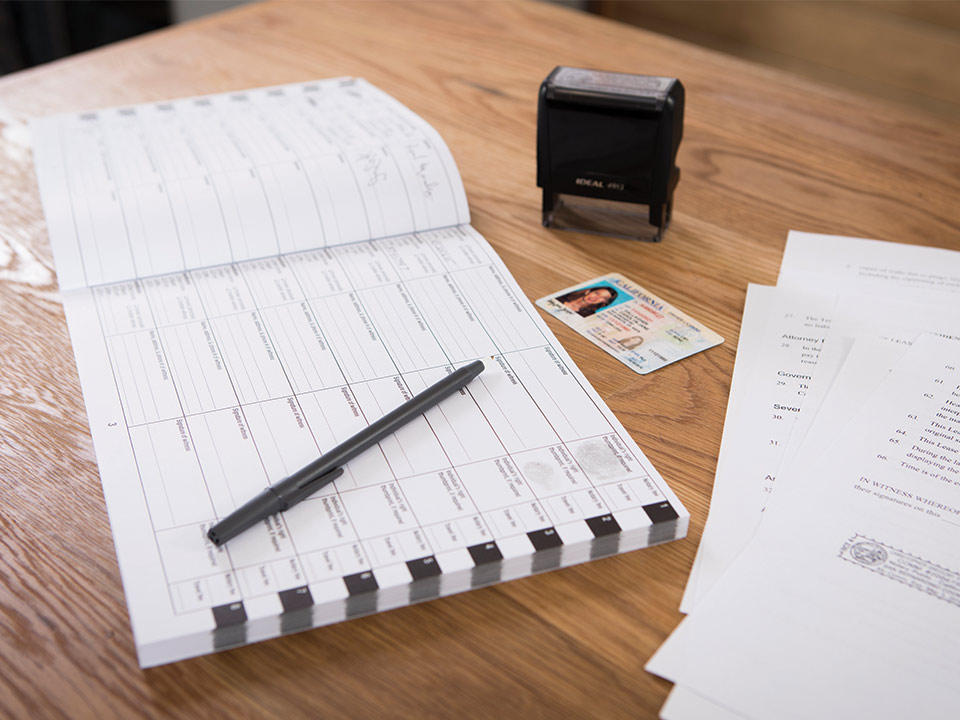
<box><xmin>207</xmin><ymin>359</ymin><xmax>486</xmax><ymax>547</ymax></box>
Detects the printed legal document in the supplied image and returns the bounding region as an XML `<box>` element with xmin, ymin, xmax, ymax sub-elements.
<box><xmin>663</xmin><ymin>233</ymin><xmax>960</xmax><ymax>719</ymax></box>
<box><xmin>32</xmin><ymin>78</ymin><xmax>688</xmax><ymax>666</ymax></box>
<box><xmin>650</xmin><ymin>334</ymin><xmax>960</xmax><ymax>719</ymax></box>
<box><xmin>682</xmin><ymin>233</ymin><xmax>960</xmax><ymax>611</ymax></box>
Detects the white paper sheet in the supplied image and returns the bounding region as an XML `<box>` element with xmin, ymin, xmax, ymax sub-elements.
<box><xmin>33</xmin><ymin>78</ymin><xmax>689</xmax><ymax>666</ymax></box>
<box><xmin>780</xmin><ymin>298</ymin><xmax>960</xmax><ymax>473</ymax></box>
<box><xmin>679</xmin><ymin>285</ymin><xmax>774</xmax><ymax>612</ymax></box>
<box><xmin>668</xmin><ymin>233</ymin><xmax>960</xmax><ymax>719</ymax></box>
<box><xmin>649</xmin><ymin>334</ymin><xmax>960</xmax><ymax>719</ymax></box>
<box><xmin>778</xmin><ymin>231</ymin><xmax>960</xmax><ymax>299</ymax></box>
<box><xmin>664</xmin><ymin>337</ymin><xmax>912</xmax><ymax>720</ymax></box>
<box><xmin>682</xmin><ymin>234</ymin><xmax>960</xmax><ymax>613</ymax></box>
<box><xmin>661</xmin><ymin>687</ymin><xmax>744</xmax><ymax>720</ymax></box>
<box><xmin>686</xmin><ymin>295</ymin><xmax>960</xmax><ymax>609</ymax></box>
<box><xmin>680</xmin><ymin>285</ymin><xmax>834</xmax><ymax>612</ymax></box>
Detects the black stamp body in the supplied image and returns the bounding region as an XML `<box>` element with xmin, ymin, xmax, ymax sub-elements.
<box><xmin>537</xmin><ymin>67</ymin><xmax>684</xmax><ymax>242</ymax></box>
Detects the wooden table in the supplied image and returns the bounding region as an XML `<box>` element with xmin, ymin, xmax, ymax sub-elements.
<box><xmin>1</xmin><ymin>2</ymin><xmax>957</xmax><ymax>717</ymax></box>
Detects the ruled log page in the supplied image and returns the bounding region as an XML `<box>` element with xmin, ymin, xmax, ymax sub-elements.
<box><xmin>33</xmin><ymin>77</ymin><xmax>469</xmax><ymax>289</ymax></box>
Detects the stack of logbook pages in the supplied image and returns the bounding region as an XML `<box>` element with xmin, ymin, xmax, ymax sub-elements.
<box><xmin>647</xmin><ymin>232</ymin><xmax>960</xmax><ymax>720</ymax></box>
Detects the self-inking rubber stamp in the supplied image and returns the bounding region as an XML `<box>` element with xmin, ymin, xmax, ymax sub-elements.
<box><xmin>537</xmin><ymin>67</ymin><xmax>684</xmax><ymax>242</ymax></box>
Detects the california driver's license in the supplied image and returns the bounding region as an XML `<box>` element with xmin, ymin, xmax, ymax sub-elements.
<box><xmin>536</xmin><ymin>273</ymin><xmax>723</xmax><ymax>374</ymax></box>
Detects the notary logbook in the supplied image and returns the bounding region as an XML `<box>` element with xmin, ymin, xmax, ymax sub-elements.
<box><xmin>32</xmin><ymin>78</ymin><xmax>688</xmax><ymax>666</ymax></box>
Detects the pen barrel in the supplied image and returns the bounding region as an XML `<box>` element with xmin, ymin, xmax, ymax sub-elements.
<box><xmin>207</xmin><ymin>360</ymin><xmax>484</xmax><ymax>547</ymax></box>
<box><xmin>207</xmin><ymin>488</ymin><xmax>285</xmax><ymax>547</ymax></box>
<box><xmin>274</xmin><ymin>466</ymin><xmax>345</xmax><ymax>506</ymax></box>
<box><xmin>295</xmin><ymin>360</ymin><xmax>486</xmax><ymax>480</ymax></box>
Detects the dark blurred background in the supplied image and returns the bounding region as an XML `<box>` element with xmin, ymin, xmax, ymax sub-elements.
<box><xmin>1</xmin><ymin>0</ymin><xmax>957</xmax><ymax>120</ymax></box>
<box><xmin>0</xmin><ymin>1</ymin><xmax>171</xmax><ymax>73</ymax></box>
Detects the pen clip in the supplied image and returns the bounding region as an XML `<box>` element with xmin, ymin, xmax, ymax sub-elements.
<box><xmin>296</xmin><ymin>465</ymin><xmax>343</xmax><ymax>490</ymax></box>
<box><xmin>283</xmin><ymin>466</ymin><xmax>345</xmax><ymax>506</ymax></box>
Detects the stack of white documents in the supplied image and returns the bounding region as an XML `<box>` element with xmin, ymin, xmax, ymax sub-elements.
<box><xmin>648</xmin><ymin>232</ymin><xmax>960</xmax><ymax>719</ymax></box>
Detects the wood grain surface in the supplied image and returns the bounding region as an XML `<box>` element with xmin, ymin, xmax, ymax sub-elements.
<box><xmin>594</xmin><ymin>0</ymin><xmax>960</xmax><ymax>120</ymax></box>
<box><xmin>0</xmin><ymin>2</ymin><xmax>958</xmax><ymax>718</ymax></box>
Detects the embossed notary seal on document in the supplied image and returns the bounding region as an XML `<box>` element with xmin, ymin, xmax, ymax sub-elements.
<box><xmin>849</xmin><ymin>541</ymin><xmax>889</xmax><ymax>567</ymax></box>
<box><xmin>840</xmin><ymin>534</ymin><xmax>960</xmax><ymax>609</ymax></box>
